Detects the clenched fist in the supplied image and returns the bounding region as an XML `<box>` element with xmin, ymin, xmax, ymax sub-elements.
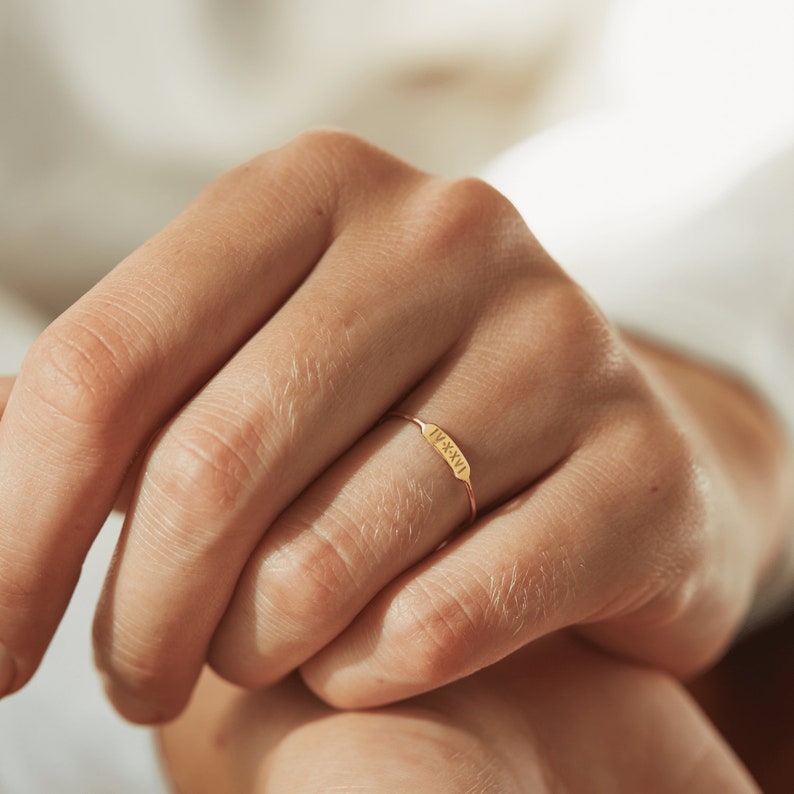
<box><xmin>0</xmin><ymin>131</ymin><xmax>787</xmax><ymax>723</ymax></box>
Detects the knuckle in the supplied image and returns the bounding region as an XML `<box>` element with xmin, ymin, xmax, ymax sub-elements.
<box><xmin>621</xmin><ymin>408</ymin><xmax>706</xmax><ymax>532</ymax></box>
<box><xmin>209</xmin><ymin>520</ymin><xmax>362</xmax><ymax>687</ymax></box>
<box><xmin>209</xmin><ymin>130</ymin><xmax>384</xmax><ymax>224</ymax></box>
<box><xmin>212</xmin><ymin>472</ymin><xmax>442</xmax><ymax>687</ymax></box>
<box><xmin>285</xmin><ymin>128</ymin><xmax>415</xmax><ymax>202</ymax></box>
<box><xmin>288</xmin><ymin>128</ymin><xmax>385</xmax><ymax>172</ymax></box>
<box><xmin>148</xmin><ymin>417</ymin><xmax>261</xmax><ymax>517</ymax></box>
<box><xmin>489</xmin><ymin>280</ymin><xmax>631</xmax><ymax>429</ymax></box>
<box><xmin>387</xmin><ymin>579</ymin><xmax>481</xmax><ymax>686</ymax></box>
<box><xmin>220</xmin><ymin>130</ymin><xmax>414</xmax><ymax>243</ymax></box>
<box><xmin>440</xmin><ymin>176</ymin><xmax>514</xmax><ymax>223</ymax></box>
<box><xmin>21</xmin><ymin>316</ymin><xmax>128</xmax><ymax>432</ymax></box>
<box><xmin>598</xmin><ymin>408</ymin><xmax>682</xmax><ymax>515</ymax></box>
<box><xmin>418</xmin><ymin>176</ymin><xmax>527</xmax><ymax>259</ymax></box>
<box><xmin>260</xmin><ymin>522</ymin><xmax>360</xmax><ymax>628</ymax></box>
<box><xmin>537</xmin><ymin>282</ymin><xmax>627</xmax><ymax>389</ymax></box>
<box><xmin>592</xmin><ymin>407</ymin><xmax>712</xmax><ymax>612</ymax></box>
<box><xmin>401</xmin><ymin>176</ymin><xmax>556</xmax><ymax>306</ymax></box>
<box><xmin>654</xmin><ymin>458</ymin><xmax>712</xmax><ymax>593</ymax></box>
<box><xmin>289</xmin><ymin>127</ymin><xmax>364</xmax><ymax>155</ymax></box>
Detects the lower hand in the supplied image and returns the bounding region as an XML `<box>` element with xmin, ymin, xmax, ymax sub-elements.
<box><xmin>159</xmin><ymin>634</ymin><xmax>760</xmax><ymax>794</ymax></box>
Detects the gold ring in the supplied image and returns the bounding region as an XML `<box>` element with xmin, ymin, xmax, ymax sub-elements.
<box><xmin>385</xmin><ymin>411</ymin><xmax>477</xmax><ymax>525</ymax></box>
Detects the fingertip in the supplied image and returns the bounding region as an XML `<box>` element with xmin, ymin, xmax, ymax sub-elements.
<box><xmin>297</xmin><ymin>662</ymin><xmax>360</xmax><ymax>710</ymax></box>
<box><xmin>100</xmin><ymin>674</ymin><xmax>183</xmax><ymax>726</ymax></box>
<box><xmin>94</xmin><ymin>632</ymin><xmax>195</xmax><ymax>725</ymax></box>
<box><xmin>205</xmin><ymin>644</ymin><xmax>284</xmax><ymax>693</ymax></box>
<box><xmin>297</xmin><ymin>627</ymin><xmax>381</xmax><ymax>709</ymax></box>
<box><xmin>299</xmin><ymin>651</ymin><xmax>403</xmax><ymax>711</ymax></box>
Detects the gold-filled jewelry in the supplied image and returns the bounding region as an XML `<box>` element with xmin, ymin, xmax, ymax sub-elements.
<box><xmin>385</xmin><ymin>411</ymin><xmax>477</xmax><ymax>525</ymax></box>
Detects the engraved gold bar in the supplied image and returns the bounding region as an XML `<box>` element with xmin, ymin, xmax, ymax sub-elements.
<box><xmin>386</xmin><ymin>412</ymin><xmax>477</xmax><ymax>525</ymax></box>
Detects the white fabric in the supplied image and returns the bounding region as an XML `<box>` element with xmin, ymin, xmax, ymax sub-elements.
<box><xmin>0</xmin><ymin>0</ymin><xmax>792</xmax><ymax>790</ymax></box>
<box><xmin>482</xmin><ymin>0</ymin><xmax>794</xmax><ymax>440</ymax></box>
<box><xmin>0</xmin><ymin>0</ymin><xmax>605</xmax><ymax>313</ymax></box>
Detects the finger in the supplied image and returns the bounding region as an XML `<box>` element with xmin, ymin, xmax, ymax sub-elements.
<box><xmin>92</xmin><ymin>173</ymin><xmax>543</xmax><ymax>721</ymax></box>
<box><xmin>93</xmin><ymin>270</ymin><xmax>454</xmax><ymax>719</ymax></box>
<box><xmin>92</xmin><ymin>181</ymin><xmax>485</xmax><ymax>718</ymax></box>
<box><xmin>299</xmin><ymin>404</ymin><xmax>704</xmax><ymax>708</ymax></box>
<box><xmin>206</xmin><ymin>277</ymin><xmax>603</xmax><ymax>688</ymax></box>
<box><xmin>0</xmin><ymin>130</ymin><xmax>392</xmax><ymax>697</ymax></box>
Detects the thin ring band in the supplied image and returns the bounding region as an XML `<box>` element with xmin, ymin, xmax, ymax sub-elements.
<box><xmin>385</xmin><ymin>411</ymin><xmax>477</xmax><ymax>526</ymax></box>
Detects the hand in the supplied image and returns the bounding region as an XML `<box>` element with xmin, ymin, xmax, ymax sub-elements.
<box><xmin>0</xmin><ymin>131</ymin><xmax>787</xmax><ymax>722</ymax></box>
<box><xmin>158</xmin><ymin>634</ymin><xmax>760</xmax><ymax>794</ymax></box>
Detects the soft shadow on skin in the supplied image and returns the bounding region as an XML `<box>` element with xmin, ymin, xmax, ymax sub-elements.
<box><xmin>159</xmin><ymin>633</ymin><xmax>759</xmax><ymax>794</ymax></box>
<box><xmin>689</xmin><ymin>609</ymin><xmax>794</xmax><ymax>793</ymax></box>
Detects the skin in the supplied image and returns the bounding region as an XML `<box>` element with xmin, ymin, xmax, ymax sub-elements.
<box><xmin>158</xmin><ymin>634</ymin><xmax>761</xmax><ymax>794</ymax></box>
<box><xmin>0</xmin><ymin>131</ymin><xmax>790</xmax><ymax>738</ymax></box>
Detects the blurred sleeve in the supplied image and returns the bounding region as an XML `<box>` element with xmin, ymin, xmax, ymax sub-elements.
<box><xmin>483</xmin><ymin>0</ymin><xmax>794</xmax><ymax>437</ymax></box>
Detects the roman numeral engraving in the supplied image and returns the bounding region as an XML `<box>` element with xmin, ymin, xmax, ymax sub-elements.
<box><xmin>383</xmin><ymin>411</ymin><xmax>477</xmax><ymax>525</ymax></box>
<box><xmin>422</xmin><ymin>423</ymin><xmax>471</xmax><ymax>484</ymax></box>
